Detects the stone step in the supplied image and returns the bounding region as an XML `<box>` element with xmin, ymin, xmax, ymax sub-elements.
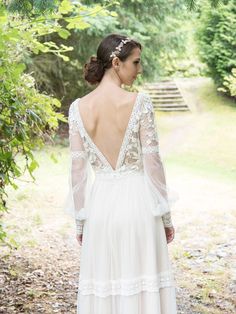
<box><xmin>145</xmin><ymin>91</ymin><xmax>181</xmax><ymax>96</ymax></box>
<box><xmin>142</xmin><ymin>79</ymin><xmax>189</xmax><ymax>112</ymax></box>
<box><xmin>144</xmin><ymin>82</ymin><xmax>174</xmax><ymax>87</ymax></box>
<box><xmin>154</xmin><ymin>107</ymin><xmax>189</xmax><ymax>111</ymax></box>
<box><xmin>150</xmin><ymin>95</ymin><xmax>183</xmax><ymax>100</ymax></box>
<box><xmin>153</xmin><ymin>99</ymin><xmax>184</xmax><ymax>104</ymax></box>
<box><xmin>143</xmin><ymin>93</ymin><xmax>182</xmax><ymax>98</ymax></box>
<box><xmin>154</xmin><ymin>103</ymin><xmax>188</xmax><ymax>108</ymax></box>
<box><xmin>145</xmin><ymin>86</ymin><xmax>178</xmax><ymax>91</ymax></box>
<box><xmin>144</xmin><ymin>81</ymin><xmax>176</xmax><ymax>85</ymax></box>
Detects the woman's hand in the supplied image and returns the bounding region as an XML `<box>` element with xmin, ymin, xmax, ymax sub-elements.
<box><xmin>76</xmin><ymin>233</ymin><xmax>83</xmax><ymax>246</ymax></box>
<box><xmin>164</xmin><ymin>226</ymin><xmax>175</xmax><ymax>244</ymax></box>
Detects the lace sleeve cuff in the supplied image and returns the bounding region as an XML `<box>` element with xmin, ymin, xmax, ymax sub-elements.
<box><xmin>75</xmin><ymin>219</ymin><xmax>84</xmax><ymax>235</ymax></box>
<box><xmin>162</xmin><ymin>212</ymin><xmax>173</xmax><ymax>228</ymax></box>
<box><xmin>75</xmin><ymin>207</ymin><xmax>88</xmax><ymax>235</ymax></box>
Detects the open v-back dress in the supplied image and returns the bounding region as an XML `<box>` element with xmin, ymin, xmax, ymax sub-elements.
<box><xmin>67</xmin><ymin>92</ymin><xmax>177</xmax><ymax>314</ymax></box>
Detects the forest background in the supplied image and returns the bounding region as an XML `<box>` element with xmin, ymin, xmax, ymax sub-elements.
<box><xmin>0</xmin><ymin>1</ymin><xmax>235</xmax><ymax>312</ymax></box>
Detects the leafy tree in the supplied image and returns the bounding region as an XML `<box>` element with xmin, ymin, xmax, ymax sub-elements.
<box><xmin>219</xmin><ymin>68</ymin><xmax>236</xmax><ymax>97</ymax></box>
<box><xmin>196</xmin><ymin>0</ymin><xmax>236</xmax><ymax>97</ymax></box>
<box><xmin>19</xmin><ymin>0</ymin><xmax>191</xmax><ymax>113</ymax></box>
<box><xmin>7</xmin><ymin>0</ymin><xmax>57</xmax><ymax>15</ymax></box>
<box><xmin>185</xmin><ymin>0</ymin><xmax>221</xmax><ymax>10</ymax></box>
<box><xmin>0</xmin><ymin>0</ymin><xmax>114</xmax><ymax>244</ymax></box>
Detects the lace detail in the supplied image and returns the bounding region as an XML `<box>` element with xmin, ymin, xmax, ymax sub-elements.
<box><xmin>115</xmin><ymin>93</ymin><xmax>142</xmax><ymax>170</ymax></box>
<box><xmin>140</xmin><ymin>94</ymin><xmax>159</xmax><ymax>152</ymax></box>
<box><xmin>142</xmin><ymin>146</ymin><xmax>159</xmax><ymax>154</ymax></box>
<box><xmin>73</xmin><ymin>93</ymin><xmax>143</xmax><ymax>173</ymax></box>
<box><xmin>75</xmin><ymin>220</ymin><xmax>84</xmax><ymax>235</ymax></box>
<box><xmin>70</xmin><ymin>99</ymin><xmax>109</xmax><ymax>170</ymax></box>
<box><xmin>71</xmin><ymin>151</ymin><xmax>87</xmax><ymax>160</ymax></box>
<box><xmin>67</xmin><ymin>92</ymin><xmax>174</xmax><ymax>228</ymax></box>
<box><xmin>162</xmin><ymin>212</ymin><xmax>173</xmax><ymax>228</ymax></box>
<box><xmin>78</xmin><ymin>270</ymin><xmax>176</xmax><ymax>297</ymax></box>
<box><xmin>71</xmin><ymin>100</ymin><xmax>112</xmax><ymax>172</ymax></box>
<box><xmin>68</xmin><ymin>105</ymin><xmax>80</xmax><ymax>135</ymax></box>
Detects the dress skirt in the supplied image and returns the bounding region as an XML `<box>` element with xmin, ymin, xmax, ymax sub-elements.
<box><xmin>77</xmin><ymin>170</ymin><xmax>177</xmax><ymax>314</ymax></box>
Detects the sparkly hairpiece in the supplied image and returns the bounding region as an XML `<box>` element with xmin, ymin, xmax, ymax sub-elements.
<box><xmin>110</xmin><ymin>37</ymin><xmax>132</xmax><ymax>59</ymax></box>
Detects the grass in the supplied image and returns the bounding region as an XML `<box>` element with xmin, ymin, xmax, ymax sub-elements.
<box><xmin>156</xmin><ymin>77</ymin><xmax>236</xmax><ymax>183</ymax></box>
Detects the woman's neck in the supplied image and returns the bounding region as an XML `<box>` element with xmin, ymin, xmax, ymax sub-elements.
<box><xmin>99</xmin><ymin>69</ymin><xmax>122</xmax><ymax>88</ymax></box>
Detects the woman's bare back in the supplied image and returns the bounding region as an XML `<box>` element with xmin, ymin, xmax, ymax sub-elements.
<box><xmin>77</xmin><ymin>88</ymin><xmax>139</xmax><ymax>170</ymax></box>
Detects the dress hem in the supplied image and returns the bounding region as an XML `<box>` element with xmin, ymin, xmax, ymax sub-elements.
<box><xmin>78</xmin><ymin>271</ymin><xmax>176</xmax><ymax>298</ymax></box>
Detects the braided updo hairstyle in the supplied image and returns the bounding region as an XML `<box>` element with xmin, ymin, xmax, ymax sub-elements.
<box><xmin>84</xmin><ymin>34</ymin><xmax>142</xmax><ymax>85</ymax></box>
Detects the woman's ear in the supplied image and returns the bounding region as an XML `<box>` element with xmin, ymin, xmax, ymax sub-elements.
<box><xmin>112</xmin><ymin>56</ymin><xmax>120</xmax><ymax>69</ymax></box>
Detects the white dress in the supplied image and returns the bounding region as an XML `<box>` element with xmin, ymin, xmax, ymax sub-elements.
<box><xmin>67</xmin><ymin>92</ymin><xmax>177</xmax><ymax>314</ymax></box>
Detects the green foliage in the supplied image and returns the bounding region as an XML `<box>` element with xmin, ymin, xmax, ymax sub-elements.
<box><xmin>7</xmin><ymin>0</ymin><xmax>57</xmax><ymax>16</ymax></box>
<box><xmin>24</xmin><ymin>0</ymin><xmax>190</xmax><ymax>112</ymax></box>
<box><xmin>196</xmin><ymin>0</ymin><xmax>236</xmax><ymax>98</ymax></box>
<box><xmin>0</xmin><ymin>0</ymin><xmax>111</xmax><ymax>244</ymax></box>
<box><xmin>83</xmin><ymin>0</ymin><xmax>189</xmax><ymax>81</ymax></box>
<box><xmin>0</xmin><ymin>7</ymin><xmax>63</xmax><ymax>244</ymax></box>
<box><xmin>218</xmin><ymin>68</ymin><xmax>236</xmax><ymax>97</ymax></box>
<box><xmin>185</xmin><ymin>0</ymin><xmax>221</xmax><ymax>10</ymax></box>
<box><xmin>3</xmin><ymin>0</ymin><xmax>119</xmax><ymax>111</ymax></box>
<box><xmin>157</xmin><ymin>14</ymin><xmax>208</xmax><ymax>78</ymax></box>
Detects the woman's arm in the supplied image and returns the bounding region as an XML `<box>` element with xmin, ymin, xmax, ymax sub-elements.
<box><xmin>139</xmin><ymin>94</ymin><xmax>173</xmax><ymax>228</ymax></box>
<box><xmin>68</xmin><ymin>103</ymin><xmax>88</xmax><ymax>235</ymax></box>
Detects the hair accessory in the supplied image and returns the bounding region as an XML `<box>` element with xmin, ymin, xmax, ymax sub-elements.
<box><xmin>110</xmin><ymin>37</ymin><xmax>132</xmax><ymax>59</ymax></box>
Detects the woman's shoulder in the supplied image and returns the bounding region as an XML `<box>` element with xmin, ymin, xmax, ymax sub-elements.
<box><xmin>69</xmin><ymin>91</ymin><xmax>96</xmax><ymax>116</ymax></box>
<box><xmin>137</xmin><ymin>92</ymin><xmax>153</xmax><ymax>111</ymax></box>
<box><xmin>77</xmin><ymin>89</ymin><xmax>136</xmax><ymax>107</ymax></box>
<box><xmin>75</xmin><ymin>90</ymin><xmax>94</xmax><ymax>104</ymax></box>
<box><xmin>120</xmin><ymin>90</ymin><xmax>152</xmax><ymax>104</ymax></box>
<box><xmin>120</xmin><ymin>91</ymin><xmax>152</xmax><ymax>112</ymax></box>
<box><xmin>71</xmin><ymin>89</ymin><xmax>151</xmax><ymax>109</ymax></box>
<box><xmin>118</xmin><ymin>90</ymin><xmax>139</xmax><ymax>104</ymax></box>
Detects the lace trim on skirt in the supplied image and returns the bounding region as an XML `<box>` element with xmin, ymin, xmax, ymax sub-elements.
<box><xmin>78</xmin><ymin>270</ymin><xmax>176</xmax><ymax>297</ymax></box>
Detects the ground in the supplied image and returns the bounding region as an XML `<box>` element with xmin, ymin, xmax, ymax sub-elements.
<box><xmin>0</xmin><ymin>77</ymin><xmax>236</xmax><ymax>313</ymax></box>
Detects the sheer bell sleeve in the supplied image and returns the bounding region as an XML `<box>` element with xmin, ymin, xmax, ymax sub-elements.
<box><xmin>140</xmin><ymin>94</ymin><xmax>175</xmax><ymax>228</ymax></box>
<box><xmin>67</xmin><ymin>102</ymin><xmax>90</xmax><ymax>235</ymax></box>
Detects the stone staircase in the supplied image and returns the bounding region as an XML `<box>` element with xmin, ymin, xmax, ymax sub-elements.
<box><xmin>142</xmin><ymin>79</ymin><xmax>189</xmax><ymax>111</ymax></box>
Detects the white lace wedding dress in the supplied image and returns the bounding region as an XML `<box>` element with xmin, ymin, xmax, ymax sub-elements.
<box><xmin>67</xmin><ymin>92</ymin><xmax>177</xmax><ymax>314</ymax></box>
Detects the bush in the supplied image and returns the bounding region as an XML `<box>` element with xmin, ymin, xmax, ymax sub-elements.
<box><xmin>196</xmin><ymin>0</ymin><xmax>236</xmax><ymax>98</ymax></box>
<box><xmin>0</xmin><ymin>13</ymin><xmax>64</xmax><ymax>244</ymax></box>
<box><xmin>0</xmin><ymin>0</ymin><xmax>107</xmax><ymax>244</ymax></box>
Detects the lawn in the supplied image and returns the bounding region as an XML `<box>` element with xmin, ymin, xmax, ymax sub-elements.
<box><xmin>158</xmin><ymin>77</ymin><xmax>236</xmax><ymax>183</ymax></box>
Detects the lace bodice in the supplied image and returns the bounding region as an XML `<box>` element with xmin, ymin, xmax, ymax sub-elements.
<box><xmin>68</xmin><ymin>92</ymin><xmax>173</xmax><ymax>234</ymax></box>
<box><xmin>69</xmin><ymin>93</ymin><xmax>143</xmax><ymax>174</ymax></box>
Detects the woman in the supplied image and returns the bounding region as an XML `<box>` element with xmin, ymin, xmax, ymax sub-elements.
<box><xmin>68</xmin><ymin>33</ymin><xmax>177</xmax><ymax>314</ymax></box>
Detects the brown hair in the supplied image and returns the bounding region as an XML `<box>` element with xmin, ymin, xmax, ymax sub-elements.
<box><xmin>84</xmin><ymin>34</ymin><xmax>142</xmax><ymax>85</ymax></box>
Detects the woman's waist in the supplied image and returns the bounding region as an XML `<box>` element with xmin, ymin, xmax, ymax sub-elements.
<box><xmin>94</xmin><ymin>169</ymin><xmax>144</xmax><ymax>181</ymax></box>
